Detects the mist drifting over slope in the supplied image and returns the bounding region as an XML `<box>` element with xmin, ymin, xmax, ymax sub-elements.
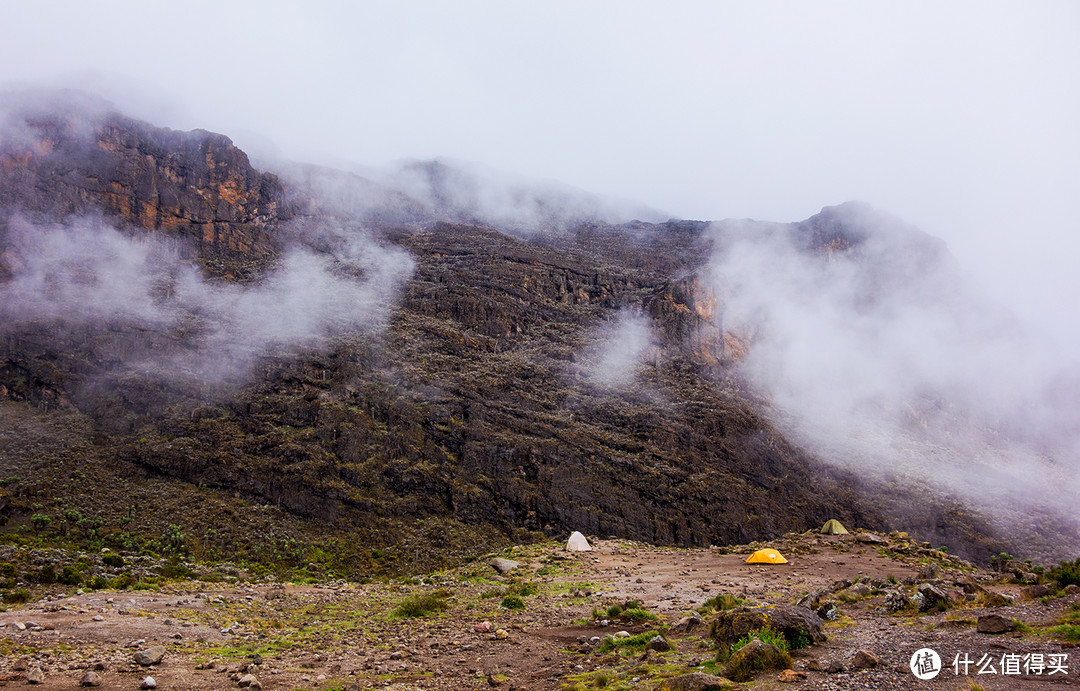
<box><xmin>0</xmin><ymin>214</ymin><xmax>413</xmax><ymax>390</ymax></box>
<box><xmin>577</xmin><ymin>309</ymin><xmax>659</xmax><ymax>390</ymax></box>
<box><xmin>705</xmin><ymin>203</ymin><xmax>1080</xmax><ymax>543</ymax></box>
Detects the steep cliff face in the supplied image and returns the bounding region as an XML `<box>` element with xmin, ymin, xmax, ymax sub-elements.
<box><xmin>0</xmin><ymin>99</ymin><xmax>289</xmax><ymax>275</ymax></box>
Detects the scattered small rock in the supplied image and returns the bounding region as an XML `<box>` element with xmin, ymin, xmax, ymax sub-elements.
<box><xmin>140</xmin><ymin>677</ymin><xmax>157</xmax><ymax>690</ymax></box>
<box><xmin>237</xmin><ymin>673</ymin><xmax>261</xmax><ymax>688</ymax></box>
<box><xmin>474</xmin><ymin>621</ymin><xmax>492</xmax><ymax>633</ymax></box>
<box><xmin>27</xmin><ymin>667</ymin><xmax>45</xmax><ymax>684</ymax></box>
<box><xmin>79</xmin><ymin>671</ymin><xmax>103</xmax><ymax>687</ymax></box>
<box><xmin>778</xmin><ymin>669</ymin><xmax>807</xmax><ymax>682</ymax></box>
<box><xmin>494</xmin><ymin>629</ymin><xmax>509</xmax><ymax>640</ymax></box>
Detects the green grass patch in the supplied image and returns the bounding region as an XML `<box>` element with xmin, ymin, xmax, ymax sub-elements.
<box><xmin>596</xmin><ymin>630</ymin><xmax>666</xmax><ymax>653</ymax></box>
<box><xmin>1011</xmin><ymin>618</ymin><xmax>1033</xmax><ymax>633</ymax></box>
<box><xmin>1048</xmin><ymin>624</ymin><xmax>1080</xmax><ymax>642</ymax></box>
<box><xmin>390</xmin><ymin>590</ymin><xmax>451</xmax><ymax>618</ymax></box>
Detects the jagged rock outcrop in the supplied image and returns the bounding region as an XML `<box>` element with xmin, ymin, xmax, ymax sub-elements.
<box><xmin>1</xmin><ymin>94</ymin><xmax>290</xmax><ymax>275</ymax></box>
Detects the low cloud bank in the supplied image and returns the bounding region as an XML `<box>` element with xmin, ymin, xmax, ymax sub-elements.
<box><xmin>706</xmin><ymin>203</ymin><xmax>1080</xmax><ymax>544</ymax></box>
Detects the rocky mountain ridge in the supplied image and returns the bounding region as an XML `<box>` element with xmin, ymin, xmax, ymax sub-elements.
<box><xmin>0</xmin><ymin>94</ymin><xmax>1060</xmax><ymax>575</ymax></box>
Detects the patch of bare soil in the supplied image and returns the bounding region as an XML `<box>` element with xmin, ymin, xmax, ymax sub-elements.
<box><xmin>1</xmin><ymin>532</ymin><xmax>1077</xmax><ymax>690</ymax></box>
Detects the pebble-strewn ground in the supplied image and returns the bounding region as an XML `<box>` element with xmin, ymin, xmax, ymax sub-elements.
<box><xmin>0</xmin><ymin>532</ymin><xmax>1077</xmax><ymax>690</ymax></box>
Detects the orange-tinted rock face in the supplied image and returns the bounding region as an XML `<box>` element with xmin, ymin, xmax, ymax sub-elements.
<box><xmin>647</xmin><ymin>274</ymin><xmax>727</xmax><ymax>367</ymax></box>
<box><xmin>0</xmin><ymin>110</ymin><xmax>291</xmax><ymax>262</ymax></box>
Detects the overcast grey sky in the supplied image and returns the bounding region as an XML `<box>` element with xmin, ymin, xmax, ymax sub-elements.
<box><xmin>2</xmin><ymin>1</ymin><xmax>1077</xmax><ymax>343</ymax></box>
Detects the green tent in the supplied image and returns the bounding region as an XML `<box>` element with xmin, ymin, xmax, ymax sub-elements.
<box><xmin>820</xmin><ymin>519</ymin><xmax>849</xmax><ymax>535</ymax></box>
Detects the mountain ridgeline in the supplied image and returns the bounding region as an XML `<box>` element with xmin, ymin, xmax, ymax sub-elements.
<box><xmin>0</xmin><ymin>94</ymin><xmax>1068</xmax><ymax>573</ymax></box>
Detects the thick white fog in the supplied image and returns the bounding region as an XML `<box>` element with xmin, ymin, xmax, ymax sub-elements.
<box><xmin>706</xmin><ymin>204</ymin><xmax>1080</xmax><ymax>539</ymax></box>
<box><xmin>0</xmin><ymin>214</ymin><xmax>414</xmax><ymax>387</ymax></box>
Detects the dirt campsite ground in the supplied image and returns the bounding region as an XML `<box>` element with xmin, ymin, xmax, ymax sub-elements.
<box><xmin>1</xmin><ymin>530</ymin><xmax>1078</xmax><ymax>690</ymax></box>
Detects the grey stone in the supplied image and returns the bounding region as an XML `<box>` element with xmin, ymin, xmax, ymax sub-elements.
<box><xmin>670</xmin><ymin>611</ymin><xmax>704</xmax><ymax>633</ymax></box>
<box><xmin>816</xmin><ymin>602</ymin><xmax>839</xmax><ymax>621</ymax></box>
<box><xmin>80</xmin><ymin>671</ymin><xmax>103</xmax><ymax>687</ymax></box>
<box><xmin>918</xmin><ymin>583</ymin><xmax>950</xmax><ymax>611</ymax></box>
<box><xmin>977</xmin><ymin>614</ymin><xmax>1015</xmax><ymax>634</ymax></box>
<box><xmin>646</xmin><ymin>635</ymin><xmax>671</xmax><ymax>652</ymax></box>
<box><xmin>489</xmin><ymin>558</ymin><xmax>520</xmax><ymax>574</ymax></box>
<box><xmin>133</xmin><ymin>646</ymin><xmax>166</xmax><ymax>666</ymax></box>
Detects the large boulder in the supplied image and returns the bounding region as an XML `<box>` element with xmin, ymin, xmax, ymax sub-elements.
<box><xmin>710</xmin><ymin>605</ymin><xmax>826</xmax><ymax>647</ymax></box>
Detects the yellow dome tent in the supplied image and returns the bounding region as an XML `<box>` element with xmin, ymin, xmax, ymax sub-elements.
<box><xmin>746</xmin><ymin>548</ymin><xmax>788</xmax><ymax>564</ymax></box>
<box><xmin>820</xmin><ymin>519</ymin><xmax>849</xmax><ymax>535</ymax></box>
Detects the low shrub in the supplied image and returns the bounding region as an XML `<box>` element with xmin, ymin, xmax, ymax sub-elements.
<box><xmin>391</xmin><ymin>590</ymin><xmax>451</xmax><ymax>618</ymax></box>
<box><xmin>698</xmin><ymin>593</ymin><xmax>743</xmax><ymax>614</ymax></box>
<box><xmin>2</xmin><ymin>588</ymin><xmax>30</xmax><ymax>604</ymax></box>
<box><xmin>58</xmin><ymin>565</ymin><xmax>82</xmax><ymax>586</ymax></box>
<box><xmin>1048</xmin><ymin>558</ymin><xmax>1080</xmax><ymax>588</ymax></box>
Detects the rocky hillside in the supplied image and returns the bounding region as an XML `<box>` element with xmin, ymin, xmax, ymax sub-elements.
<box><xmin>0</xmin><ymin>93</ymin><xmax>1050</xmax><ymax>576</ymax></box>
